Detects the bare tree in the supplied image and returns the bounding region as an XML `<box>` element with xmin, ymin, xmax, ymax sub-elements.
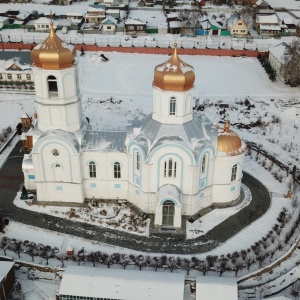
<box><xmin>282</xmin><ymin>39</ymin><xmax>300</xmax><ymax>87</ymax></box>
<box><xmin>24</xmin><ymin>242</ymin><xmax>37</xmax><ymax>262</ymax></box>
<box><xmin>56</xmin><ymin>252</ymin><xmax>67</xmax><ymax>268</ymax></box>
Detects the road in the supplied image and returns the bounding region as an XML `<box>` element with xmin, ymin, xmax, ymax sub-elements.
<box><xmin>0</xmin><ymin>140</ymin><xmax>271</xmax><ymax>255</ymax></box>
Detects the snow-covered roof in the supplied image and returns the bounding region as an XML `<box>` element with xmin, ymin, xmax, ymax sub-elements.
<box><xmin>227</xmin><ymin>12</ymin><xmax>242</xmax><ymax>29</ymax></box>
<box><xmin>260</xmin><ymin>24</ymin><xmax>281</xmax><ymax>30</ymax></box>
<box><xmin>125</xmin><ymin>18</ymin><xmax>146</xmax><ymax>25</ymax></box>
<box><xmin>169</xmin><ymin>21</ymin><xmax>181</xmax><ymax>28</ymax></box>
<box><xmin>269</xmin><ymin>42</ymin><xmax>289</xmax><ymax>64</ymax></box>
<box><xmin>102</xmin><ymin>16</ymin><xmax>118</xmax><ymax>25</ymax></box>
<box><xmin>38</xmin><ymin>130</ymin><xmax>80</xmax><ymax>152</ymax></box>
<box><xmin>59</xmin><ymin>266</ymin><xmax>185</xmax><ymax>300</ymax></box>
<box><xmin>129</xmin><ymin>114</ymin><xmax>217</xmax><ymax>161</ymax></box>
<box><xmin>256</xmin><ymin>14</ymin><xmax>278</xmax><ymax>24</ymax></box>
<box><xmin>167</xmin><ymin>12</ymin><xmax>179</xmax><ymax>19</ymax></box>
<box><xmin>196</xmin><ymin>276</ymin><xmax>238</xmax><ymax>300</ymax></box>
<box><xmin>66</xmin><ymin>13</ymin><xmax>83</xmax><ymax>17</ymax></box>
<box><xmin>0</xmin><ymin>57</ymin><xmax>31</xmax><ymax>71</ymax></box>
<box><xmin>0</xmin><ymin>16</ymin><xmax>8</xmax><ymax>22</ymax></box>
<box><xmin>82</xmin><ymin>130</ymin><xmax>126</xmax><ymax>152</ymax></box>
<box><xmin>87</xmin><ymin>6</ymin><xmax>105</xmax><ymax>12</ymax></box>
<box><xmin>208</xmin><ymin>17</ymin><xmax>224</xmax><ymax>29</ymax></box>
<box><xmin>0</xmin><ymin>261</ymin><xmax>14</xmax><ymax>282</ymax></box>
<box><xmin>106</xmin><ymin>9</ymin><xmax>120</xmax><ymax>13</ymax></box>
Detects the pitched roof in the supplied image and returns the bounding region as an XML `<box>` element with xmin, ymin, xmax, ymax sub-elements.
<box><xmin>256</xmin><ymin>14</ymin><xmax>278</xmax><ymax>24</ymax></box>
<box><xmin>269</xmin><ymin>42</ymin><xmax>289</xmax><ymax>64</ymax></box>
<box><xmin>227</xmin><ymin>12</ymin><xmax>242</xmax><ymax>29</ymax></box>
<box><xmin>102</xmin><ymin>16</ymin><xmax>118</xmax><ymax>25</ymax></box>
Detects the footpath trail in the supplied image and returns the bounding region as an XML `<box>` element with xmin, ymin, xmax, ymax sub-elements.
<box><xmin>0</xmin><ymin>140</ymin><xmax>271</xmax><ymax>255</ymax></box>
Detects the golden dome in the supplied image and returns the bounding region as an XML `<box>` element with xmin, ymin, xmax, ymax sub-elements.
<box><xmin>31</xmin><ymin>24</ymin><xmax>76</xmax><ymax>70</ymax></box>
<box><xmin>153</xmin><ymin>43</ymin><xmax>195</xmax><ymax>92</ymax></box>
<box><xmin>217</xmin><ymin>121</ymin><xmax>246</xmax><ymax>156</ymax></box>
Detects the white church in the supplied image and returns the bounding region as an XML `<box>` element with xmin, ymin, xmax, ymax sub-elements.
<box><xmin>22</xmin><ymin>25</ymin><xmax>247</xmax><ymax>228</ymax></box>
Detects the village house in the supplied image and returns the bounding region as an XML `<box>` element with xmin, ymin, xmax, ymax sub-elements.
<box><xmin>32</xmin><ymin>17</ymin><xmax>58</xmax><ymax>31</ymax></box>
<box><xmin>167</xmin><ymin>13</ymin><xmax>182</xmax><ymax>34</ymax></box>
<box><xmin>97</xmin><ymin>0</ymin><xmax>121</xmax><ymax>5</ymax></box>
<box><xmin>227</xmin><ymin>12</ymin><xmax>248</xmax><ymax>36</ymax></box>
<box><xmin>101</xmin><ymin>16</ymin><xmax>118</xmax><ymax>34</ymax></box>
<box><xmin>0</xmin><ymin>53</ymin><xmax>33</xmax><ymax>88</ymax></box>
<box><xmin>84</xmin><ymin>6</ymin><xmax>106</xmax><ymax>25</ymax></box>
<box><xmin>66</xmin><ymin>13</ymin><xmax>83</xmax><ymax>25</ymax></box>
<box><xmin>125</xmin><ymin>19</ymin><xmax>147</xmax><ymax>36</ymax></box>
<box><xmin>268</xmin><ymin>42</ymin><xmax>289</xmax><ymax>82</ymax></box>
<box><xmin>255</xmin><ymin>13</ymin><xmax>280</xmax><ymax>36</ymax></box>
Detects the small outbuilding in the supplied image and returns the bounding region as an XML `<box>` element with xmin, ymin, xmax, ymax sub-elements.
<box><xmin>196</xmin><ymin>276</ymin><xmax>238</xmax><ymax>300</ymax></box>
<box><xmin>58</xmin><ymin>266</ymin><xmax>185</xmax><ymax>300</ymax></box>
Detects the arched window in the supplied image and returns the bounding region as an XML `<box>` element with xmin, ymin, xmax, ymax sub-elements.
<box><xmin>201</xmin><ymin>155</ymin><xmax>206</xmax><ymax>173</ymax></box>
<box><xmin>231</xmin><ymin>164</ymin><xmax>238</xmax><ymax>181</ymax></box>
<box><xmin>47</xmin><ymin>75</ymin><xmax>58</xmax><ymax>97</ymax></box>
<box><xmin>169</xmin><ymin>97</ymin><xmax>176</xmax><ymax>116</ymax></box>
<box><xmin>136</xmin><ymin>152</ymin><xmax>140</xmax><ymax>171</ymax></box>
<box><xmin>164</xmin><ymin>158</ymin><xmax>177</xmax><ymax>178</ymax></box>
<box><xmin>89</xmin><ymin>162</ymin><xmax>96</xmax><ymax>178</ymax></box>
<box><xmin>162</xmin><ymin>200</ymin><xmax>175</xmax><ymax>226</ymax></box>
<box><xmin>114</xmin><ymin>162</ymin><xmax>121</xmax><ymax>178</ymax></box>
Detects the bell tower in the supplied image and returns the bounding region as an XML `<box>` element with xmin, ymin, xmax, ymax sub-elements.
<box><xmin>152</xmin><ymin>44</ymin><xmax>195</xmax><ymax>125</ymax></box>
<box><xmin>31</xmin><ymin>23</ymin><xmax>82</xmax><ymax>133</ymax></box>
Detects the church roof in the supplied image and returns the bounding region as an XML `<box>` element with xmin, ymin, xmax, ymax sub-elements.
<box><xmin>130</xmin><ymin>113</ymin><xmax>218</xmax><ymax>161</ymax></box>
<box><xmin>39</xmin><ymin>129</ymin><xmax>80</xmax><ymax>152</ymax></box>
<box><xmin>82</xmin><ymin>130</ymin><xmax>126</xmax><ymax>152</ymax></box>
<box><xmin>153</xmin><ymin>44</ymin><xmax>195</xmax><ymax>92</ymax></box>
<box><xmin>31</xmin><ymin>23</ymin><xmax>76</xmax><ymax>70</ymax></box>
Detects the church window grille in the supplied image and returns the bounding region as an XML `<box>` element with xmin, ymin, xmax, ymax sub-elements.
<box><xmin>201</xmin><ymin>155</ymin><xmax>206</xmax><ymax>173</ymax></box>
<box><xmin>7</xmin><ymin>74</ymin><xmax>12</xmax><ymax>80</ymax></box>
<box><xmin>162</xmin><ymin>200</ymin><xmax>175</xmax><ymax>226</ymax></box>
<box><xmin>136</xmin><ymin>152</ymin><xmax>140</xmax><ymax>171</ymax></box>
<box><xmin>231</xmin><ymin>164</ymin><xmax>237</xmax><ymax>181</ymax></box>
<box><xmin>89</xmin><ymin>162</ymin><xmax>96</xmax><ymax>178</ymax></box>
<box><xmin>114</xmin><ymin>162</ymin><xmax>121</xmax><ymax>178</ymax></box>
<box><xmin>47</xmin><ymin>75</ymin><xmax>58</xmax><ymax>97</ymax></box>
<box><xmin>169</xmin><ymin>97</ymin><xmax>176</xmax><ymax>116</ymax></box>
<box><xmin>17</xmin><ymin>74</ymin><xmax>21</xmax><ymax>80</ymax></box>
<box><xmin>26</xmin><ymin>74</ymin><xmax>31</xmax><ymax>80</ymax></box>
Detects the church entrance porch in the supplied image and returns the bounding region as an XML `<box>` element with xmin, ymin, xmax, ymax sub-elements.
<box><xmin>154</xmin><ymin>184</ymin><xmax>182</xmax><ymax>228</ymax></box>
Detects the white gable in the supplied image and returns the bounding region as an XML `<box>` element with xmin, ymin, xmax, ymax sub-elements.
<box><xmin>196</xmin><ymin>276</ymin><xmax>238</xmax><ymax>300</ymax></box>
